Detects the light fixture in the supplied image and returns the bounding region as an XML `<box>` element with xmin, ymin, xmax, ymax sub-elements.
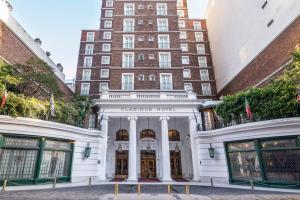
<box><xmin>208</xmin><ymin>143</ymin><xmax>215</xmax><ymax>159</ymax></box>
<box><xmin>84</xmin><ymin>143</ymin><xmax>92</xmax><ymax>159</ymax></box>
<box><xmin>175</xmin><ymin>143</ymin><xmax>180</xmax><ymax>153</ymax></box>
<box><xmin>117</xmin><ymin>144</ymin><xmax>123</xmax><ymax>153</ymax></box>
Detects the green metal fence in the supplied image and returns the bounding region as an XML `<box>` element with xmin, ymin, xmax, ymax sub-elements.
<box><xmin>0</xmin><ymin>134</ymin><xmax>74</xmax><ymax>186</ymax></box>
<box><xmin>225</xmin><ymin>135</ymin><xmax>300</xmax><ymax>189</ymax></box>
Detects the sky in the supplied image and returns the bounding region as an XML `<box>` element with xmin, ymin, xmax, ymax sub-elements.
<box><xmin>9</xmin><ymin>0</ymin><xmax>208</xmax><ymax>80</ymax></box>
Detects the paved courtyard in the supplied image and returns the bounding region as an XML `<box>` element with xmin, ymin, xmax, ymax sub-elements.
<box><xmin>0</xmin><ymin>185</ymin><xmax>299</xmax><ymax>200</ymax></box>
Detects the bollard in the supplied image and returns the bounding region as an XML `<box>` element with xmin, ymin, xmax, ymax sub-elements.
<box><xmin>53</xmin><ymin>178</ymin><xmax>57</xmax><ymax>188</ymax></box>
<box><xmin>185</xmin><ymin>185</ymin><xmax>190</xmax><ymax>195</ymax></box>
<box><xmin>167</xmin><ymin>184</ymin><xmax>171</xmax><ymax>195</ymax></box>
<box><xmin>137</xmin><ymin>183</ymin><xmax>141</xmax><ymax>195</ymax></box>
<box><xmin>114</xmin><ymin>183</ymin><xmax>119</xmax><ymax>195</ymax></box>
<box><xmin>2</xmin><ymin>179</ymin><xmax>7</xmax><ymax>191</ymax></box>
<box><xmin>210</xmin><ymin>178</ymin><xmax>214</xmax><ymax>187</ymax></box>
<box><xmin>89</xmin><ymin>177</ymin><xmax>92</xmax><ymax>186</ymax></box>
<box><xmin>250</xmin><ymin>180</ymin><xmax>254</xmax><ymax>190</ymax></box>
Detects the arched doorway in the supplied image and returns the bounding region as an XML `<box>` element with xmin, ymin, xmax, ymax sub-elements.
<box><xmin>168</xmin><ymin>129</ymin><xmax>183</xmax><ymax>179</ymax></box>
<box><xmin>115</xmin><ymin>129</ymin><xmax>128</xmax><ymax>178</ymax></box>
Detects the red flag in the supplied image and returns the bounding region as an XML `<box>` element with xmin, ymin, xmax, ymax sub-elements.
<box><xmin>245</xmin><ymin>99</ymin><xmax>253</xmax><ymax>119</ymax></box>
<box><xmin>1</xmin><ymin>92</ymin><xmax>8</xmax><ymax>108</ymax></box>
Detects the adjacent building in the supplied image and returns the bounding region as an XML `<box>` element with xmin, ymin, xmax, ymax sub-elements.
<box><xmin>205</xmin><ymin>0</ymin><xmax>300</xmax><ymax>96</ymax></box>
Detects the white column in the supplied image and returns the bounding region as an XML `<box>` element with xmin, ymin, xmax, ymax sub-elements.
<box><xmin>127</xmin><ymin>116</ymin><xmax>138</xmax><ymax>181</ymax></box>
<box><xmin>99</xmin><ymin>116</ymin><xmax>108</xmax><ymax>181</ymax></box>
<box><xmin>189</xmin><ymin>116</ymin><xmax>200</xmax><ymax>181</ymax></box>
<box><xmin>160</xmin><ymin>116</ymin><xmax>172</xmax><ymax>181</ymax></box>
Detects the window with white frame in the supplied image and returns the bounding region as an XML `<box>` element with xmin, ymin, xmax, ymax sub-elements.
<box><xmin>104</xmin><ymin>20</ymin><xmax>112</xmax><ymax>28</ymax></box>
<box><xmin>158</xmin><ymin>35</ymin><xmax>170</xmax><ymax>48</ymax></box>
<box><xmin>103</xmin><ymin>32</ymin><xmax>112</xmax><ymax>40</ymax></box>
<box><xmin>86</xmin><ymin>32</ymin><xmax>95</xmax><ymax>42</ymax></box>
<box><xmin>149</xmin><ymin>54</ymin><xmax>155</xmax><ymax>60</ymax></box>
<box><xmin>196</xmin><ymin>44</ymin><xmax>205</xmax><ymax>54</ymax></box>
<box><xmin>178</xmin><ymin>20</ymin><xmax>186</xmax><ymax>28</ymax></box>
<box><xmin>138</xmin><ymin>20</ymin><xmax>143</xmax><ymax>25</ymax></box>
<box><xmin>177</xmin><ymin>10</ymin><xmax>184</xmax><ymax>17</ymax></box>
<box><xmin>106</xmin><ymin>0</ymin><xmax>113</xmax><ymax>7</ymax></box>
<box><xmin>122</xmin><ymin>73</ymin><xmax>134</xmax><ymax>90</ymax></box>
<box><xmin>160</xmin><ymin>73</ymin><xmax>173</xmax><ymax>90</ymax></box>
<box><xmin>156</xmin><ymin>3</ymin><xmax>167</xmax><ymax>15</ymax></box>
<box><xmin>193</xmin><ymin>21</ymin><xmax>202</xmax><ymax>30</ymax></box>
<box><xmin>183</xmin><ymin>69</ymin><xmax>191</xmax><ymax>78</ymax></box>
<box><xmin>124</xmin><ymin>3</ymin><xmax>135</xmax><ymax>16</ymax></box>
<box><xmin>138</xmin><ymin>54</ymin><xmax>144</xmax><ymax>60</ymax></box>
<box><xmin>101</xmin><ymin>56</ymin><xmax>110</xmax><ymax>64</ymax></box>
<box><xmin>184</xmin><ymin>83</ymin><xmax>193</xmax><ymax>91</ymax></box>
<box><xmin>99</xmin><ymin>83</ymin><xmax>109</xmax><ymax>92</ymax></box>
<box><xmin>157</xmin><ymin>19</ymin><xmax>168</xmax><ymax>31</ymax></box>
<box><xmin>180</xmin><ymin>43</ymin><xmax>188</xmax><ymax>52</ymax></box>
<box><xmin>149</xmin><ymin>74</ymin><xmax>155</xmax><ymax>81</ymax></box>
<box><xmin>181</xmin><ymin>56</ymin><xmax>189</xmax><ymax>64</ymax></box>
<box><xmin>138</xmin><ymin>36</ymin><xmax>144</xmax><ymax>41</ymax></box>
<box><xmin>202</xmin><ymin>83</ymin><xmax>212</xmax><ymax>95</ymax></box>
<box><xmin>138</xmin><ymin>74</ymin><xmax>144</xmax><ymax>81</ymax></box>
<box><xmin>105</xmin><ymin>10</ymin><xmax>113</xmax><ymax>17</ymax></box>
<box><xmin>123</xmin><ymin>35</ymin><xmax>134</xmax><ymax>49</ymax></box>
<box><xmin>123</xmin><ymin>19</ymin><xmax>135</xmax><ymax>32</ymax></box>
<box><xmin>85</xmin><ymin>44</ymin><xmax>94</xmax><ymax>55</ymax></box>
<box><xmin>84</xmin><ymin>56</ymin><xmax>93</xmax><ymax>67</ymax></box>
<box><xmin>100</xmin><ymin>69</ymin><xmax>109</xmax><ymax>78</ymax></box>
<box><xmin>159</xmin><ymin>52</ymin><xmax>171</xmax><ymax>68</ymax></box>
<box><xmin>148</xmin><ymin>36</ymin><xmax>155</xmax><ymax>42</ymax></box>
<box><xmin>82</xmin><ymin>69</ymin><xmax>91</xmax><ymax>81</ymax></box>
<box><xmin>177</xmin><ymin>0</ymin><xmax>183</xmax><ymax>7</ymax></box>
<box><xmin>200</xmin><ymin>69</ymin><xmax>209</xmax><ymax>81</ymax></box>
<box><xmin>102</xmin><ymin>44</ymin><xmax>111</xmax><ymax>52</ymax></box>
<box><xmin>138</xmin><ymin>5</ymin><xmax>144</xmax><ymax>10</ymax></box>
<box><xmin>80</xmin><ymin>83</ymin><xmax>90</xmax><ymax>96</ymax></box>
<box><xmin>180</xmin><ymin>31</ymin><xmax>187</xmax><ymax>39</ymax></box>
<box><xmin>122</xmin><ymin>52</ymin><xmax>134</xmax><ymax>68</ymax></box>
<box><xmin>195</xmin><ymin>32</ymin><xmax>204</xmax><ymax>42</ymax></box>
<box><xmin>198</xmin><ymin>56</ymin><xmax>208</xmax><ymax>68</ymax></box>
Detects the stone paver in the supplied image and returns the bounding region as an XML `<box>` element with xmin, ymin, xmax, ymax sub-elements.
<box><xmin>0</xmin><ymin>185</ymin><xmax>299</xmax><ymax>200</ymax></box>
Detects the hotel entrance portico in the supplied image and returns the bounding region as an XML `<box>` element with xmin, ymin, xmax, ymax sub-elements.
<box><xmin>93</xmin><ymin>90</ymin><xmax>205</xmax><ymax>182</ymax></box>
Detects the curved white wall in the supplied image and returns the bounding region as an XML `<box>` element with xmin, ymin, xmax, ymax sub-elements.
<box><xmin>0</xmin><ymin>115</ymin><xmax>104</xmax><ymax>183</ymax></box>
<box><xmin>194</xmin><ymin>117</ymin><xmax>300</xmax><ymax>185</ymax></box>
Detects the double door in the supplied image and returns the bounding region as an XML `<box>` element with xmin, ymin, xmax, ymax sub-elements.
<box><xmin>115</xmin><ymin>151</ymin><xmax>128</xmax><ymax>178</ymax></box>
<box><xmin>170</xmin><ymin>150</ymin><xmax>182</xmax><ymax>179</ymax></box>
<box><xmin>140</xmin><ymin>151</ymin><xmax>157</xmax><ymax>178</ymax></box>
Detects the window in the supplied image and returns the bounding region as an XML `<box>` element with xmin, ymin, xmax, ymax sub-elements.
<box><xmin>138</xmin><ymin>74</ymin><xmax>144</xmax><ymax>81</ymax></box>
<box><xmin>138</xmin><ymin>5</ymin><xmax>144</xmax><ymax>10</ymax></box>
<box><xmin>183</xmin><ymin>69</ymin><xmax>191</xmax><ymax>78</ymax></box>
<box><xmin>158</xmin><ymin>35</ymin><xmax>170</xmax><ymax>48</ymax></box>
<box><xmin>85</xmin><ymin>44</ymin><xmax>94</xmax><ymax>55</ymax></box>
<box><xmin>116</xmin><ymin>129</ymin><xmax>129</xmax><ymax>141</ymax></box>
<box><xmin>177</xmin><ymin>0</ymin><xmax>183</xmax><ymax>7</ymax></box>
<box><xmin>198</xmin><ymin>56</ymin><xmax>208</xmax><ymax>67</ymax></box>
<box><xmin>123</xmin><ymin>19</ymin><xmax>135</xmax><ymax>32</ymax></box>
<box><xmin>159</xmin><ymin>52</ymin><xmax>171</xmax><ymax>68</ymax></box>
<box><xmin>124</xmin><ymin>3</ymin><xmax>135</xmax><ymax>16</ymax></box>
<box><xmin>138</xmin><ymin>36</ymin><xmax>144</xmax><ymax>42</ymax></box>
<box><xmin>148</xmin><ymin>5</ymin><xmax>153</xmax><ymax>10</ymax></box>
<box><xmin>99</xmin><ymin>83</ymin><xmax>109</xmax><ymax>92</ymax></box>
<box><xmin>100</xmin><ymin>69</ymin><xmax>109</xmax><ymax>78</ymax></box>
<box><xmin>106</xmin><ymin>0</ymin><xmax>113</xmax><ymax>7</ymax></box>
<box><xmin>148</xmin><ymin>20</ymin><xmax>153</xmax><ymax>25</ymax></box>
<box><xmin>160</xmin><ymin>73</ymin><xmax>173</xmax><ymax>90</ymax></box>
<box><xmin>168</xmin><ymin>130</ymin><xmax>180</xmax><ymax>141</ymax></box>
<box><xmin>195</xmin><ymin>32</ymin><xmax>204</xmax><ymax>42</ymax></box>
<box><xmin>86</xmin><ymin>32</ymin><xmax>95</xmax><ymax>42</ymax></box>
<box><xmin>101</xmin><ymin>56</ymin><xmax>110</xmax><ymax>65</ymax></box>
<box><xmin>140</xmin><ymin>129</ymin><xmax>156</xmax><ymax>139</ymax></box>
<box><xmin>178</xmin><ymin>20</ymin><xmax>186</xmax><ymax>28</ymax></box>
<box><xmin>156</xmin><ymin>3</ymin><xmax>167</xmax><ymax>15</ymax></box>
<box><xmin>122</xmin><ymin>73</ymin><xmax>134</xmax><ymax>90</ymax></box>
<box><xmin>193</xmin><ymin>21</ymin><xmax>202</xmax><ymax>30</ymax></box>
<box><xmin>182</xmin><ymin>56</ymin><xmax>189</xmax><ymax>64</ymax></box>
<box><xmin>123</xmin><ymin>35</ymin><xmax>134</xmax><ymax>49</ymax></box>
<box><xmin>138</xmin><ymin>54</ymin><xmax>144</xmax><ymax>60</ymax></box>
<box><xmin>84</xmin><ymin>56</ymin><xmax>93</xmax><ymax>67</ymax></box>
<box><xmin>149</xmin><ymin>54</ymin><xmax>155</xmax><ymax>60</ymax></box>
<box><xmin>82</xmin><ymin>69</ymin><xmax>91</xmax><ymax>81</ymax></box>
<box><xmin>102</xmin><ymin>43</ymin><xmax>111</xmax><ymax>52</ymax></box>
<box><xmin>122</xmin><ymin>52</ymin><xmax>134</xmax><ymax>68</ymax></box>
<box><xmin>149</xmin><ymin>74</ymin><xmax>155</xmax><ymax>81</ymax></box>
<box><xmin>202</xmin><ymin>83</ymin><xmax>212</xmax><ymax>95</ymax></box>
<box><xmin>105</xmin><ymin>10</ymin><xmax>113</xmax><ymax>17</ymax></box>
<box><xmin>177</xmin><ymin>10</ymin><xmax>184</xmax><ymax>17</ymax></box>
<box><xmin>103</xmin><ymin>32</ymin><xmax>112</xmax><ymax>40</ymax></box>
<box><xmin>148</xmin><ymin>36</ymin><xmax>155</xmax><ymax>42</ymax></box>
<box><xmin>200</xmin><ymin>69</ymin><xmax>209</xmax><ymax>81</ymax></box>
<box><xmin>196</xmin><ymin>44</ymin><xmax>206</xmax><ymax>54</ymax></box>
<box><xmin>81</xmin><ymin>83</ymin><xmax>90</xmax><ymax>96</ymax></box>
<box><xmin>138</xmin><ymin>20</ymin><xmax>143</xmax><ymax>25</ymax></box>
<box><xmin>180</xmin><ymin>43</ymin><xmax>188</xmax><ymax>52</ymax></box>
<box><xmin>104</xmin><ymin>20</ymin><xmax>112</xmax><ymax>28</ymax></box>
<box><xmin>157</xmin><ymin>19</ymin><xmax>169</xmax><ymax>31</ymax></box>
<box><xmin>180</xmin><ymin>31</ymin><xmax>187</xmax><ymax>39</ymax></box>
<box><xmin>184</xmin><ymin>83</ymin><xmax>193</xmax><ymax>91</ymax></box>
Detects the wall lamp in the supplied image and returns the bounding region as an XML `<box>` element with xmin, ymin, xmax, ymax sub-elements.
<box><xmin>208</xmin><ymin>143</ymin><xmax>215</xmax><ymax>159</ymax></box>
<box><xmin>83</xmin><ymin>143</ymin><xmax>91</xmax><ymax>159</ymax></box>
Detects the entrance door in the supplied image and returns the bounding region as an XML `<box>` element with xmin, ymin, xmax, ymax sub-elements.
<box><xmin>170</xmin><ymin>151</ymin><xmax>182</xmax><ymax>179</ymax></box>
<box><xmin>115</xmin><ymin>150</ymin><xmax>128</xmax><ymax>178</ymax></box>
<box><xmin>140</xmin><ymin>151</ymin><xmax>156</xmax><ymax>178</ymax></box>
